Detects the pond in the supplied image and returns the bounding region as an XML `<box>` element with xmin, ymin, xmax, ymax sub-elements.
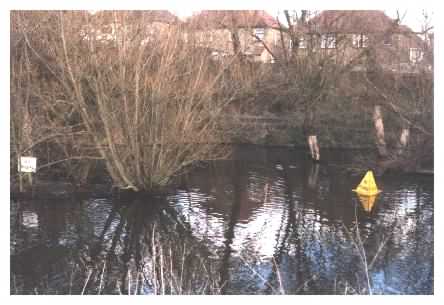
<box><xmin>10</xmin><ymin>146</ymin><xmax>433</xmax><ymax>295</ymax></box>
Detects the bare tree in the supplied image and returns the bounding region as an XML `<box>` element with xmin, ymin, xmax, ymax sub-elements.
<box><xmin>261</xmin><ymin>10</ymin><xmax>355</xmax><ymax>161</ymax></box>
<box><xmin>11</xmin><ymin>11</ymin><xmax>239</xmax><ymax>192</ymax></box>
<box><xmin>361</xmin><ymin>11</ymin><xmax>433</xmax><ymax>172</ymax></box>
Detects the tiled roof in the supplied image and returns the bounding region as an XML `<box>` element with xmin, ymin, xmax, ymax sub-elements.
<box><xmin>307</xmin><ymin>10</ymin><xmax>413</xmax><ymax>34</ymax></box>
<box><xmin>187</xmin><ymin>10</ymin><xmax>279</xmax><ymax>30</ymax></box>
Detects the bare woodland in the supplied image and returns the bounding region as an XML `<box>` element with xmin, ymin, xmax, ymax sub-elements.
<box><xmin>10</xmin><ymin>10</ymin><xmax>434</xmax><ymax>192</ymax></box>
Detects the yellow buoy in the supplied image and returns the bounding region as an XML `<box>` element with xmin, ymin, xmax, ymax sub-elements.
<box><xmin>357</xmin><ymin>194</ymin><xmax>377</xmax><ymax>212</ymax></box>
<box><xmin>352</xmin><ymin>170</ymin><xmax>381</xmax><ymax>196</ymax></box>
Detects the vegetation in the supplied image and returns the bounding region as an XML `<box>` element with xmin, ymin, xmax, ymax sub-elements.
<box><xmin>11</xmin><ymin>11</ymin><xmax>236</xmax><ymax>192</ymax></box>
<box><xmin>10</xmin><ymin>10</ymin><xmax>433</xmax><ymax>193</ymax></box>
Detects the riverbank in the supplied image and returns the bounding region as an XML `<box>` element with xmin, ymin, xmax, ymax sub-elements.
<box><xmin>10</xmin><ymin>145</ymin><xmax>432</xmax><ymax>200</ymax></box>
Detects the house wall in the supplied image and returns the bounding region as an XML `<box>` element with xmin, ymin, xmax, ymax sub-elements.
<box><xmin>189</xmin><ymin>27</ymin><xmax>283</xmax><ymax>63</ymax></box>
<box><xmin>290</xmin><ymin>32</ymin><xmax>424</xmax><ymax>68</ymax></box>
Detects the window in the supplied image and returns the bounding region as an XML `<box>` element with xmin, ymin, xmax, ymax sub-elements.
<box><xmin>383</xmin><ymin>34</ymin><xmax>392</xmax><ymax>45</ymax></box>
<box><xmin>254</xmin><ymin>28</ymin><xmax>265</xmax><ymax>40</ymax></box>
<box><xmin>299</xmin><ymin>37</ymin><xmax>307</xmax><ymax>48</ymax></box>
<box><xmin>289</xmin><ymin>37</ymin><xmax>306</xmax><ymax>49</ymax></box>
<box><xmin>321</xmin><ymin>33</ymin><xmax>336</xmax><ymax>49</ymax></box>
<box><xmin>352</xmin><ymin>33</ymin><xmax>368</xmax><ymax>48</ymax></box>
<box><xmin>409</xmin><ymin>48</ymin><xmax>424</xmax><ymax>63</ymax></box>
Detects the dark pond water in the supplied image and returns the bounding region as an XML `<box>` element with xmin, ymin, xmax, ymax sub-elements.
<box><xmin>10</xmin><ymin>146</ymin><xmax>433</xmax><ymax>295</ymax></box>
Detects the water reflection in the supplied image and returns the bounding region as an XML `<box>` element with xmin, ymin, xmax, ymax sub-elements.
<box><xmin>10</xmin><ymin>147</ymin><xmax>433</xmax><ymax>294</ymax></box>
<box><xmin>357</xmin><ymin>195</ymin><xmax>378</xmax><ymax>213</ymax></box>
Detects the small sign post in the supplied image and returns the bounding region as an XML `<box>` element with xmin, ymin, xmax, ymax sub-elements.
<box><xmin>18</xmin><ymin>156</ymin><xmax>37</xmax><ymax>173</ymax></box>
<box><xmin>18</xmin><ymin>156</ymin><xmax>37</xmax><ymax>193</ymax></box>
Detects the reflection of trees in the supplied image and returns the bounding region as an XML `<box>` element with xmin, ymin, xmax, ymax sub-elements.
<box><xmin>11</xmin><ymin>196</ymin><xmax>224</xmax><ymax>294</ymax></box>
<box><xmin>174</xmin><ymin>147</ymin><xmax>433</xmax><ymax>294</ymax></box>
<box><xmin>261</xmin><ymin>159</ymin><xmax>337</xmax><ymax>294</ymax></box>
<box><xmin>179</xmin><ymin>150</ymin><xmax>294</xmax><ymax>294</ymax></box>
<box><xmin>42</xmin><ymin>197</ymin><xmax>218</xmax><ymax>295</ymax></box>
<box><xmin>362</xmin><ymin>183</ymin><xmax>434</xmax><ymax>294</ymax></box>
<box><xmin>262</xmin><ymin>160</ymin><xmax>301</xmax><ymax>293</ymax></box>
<box><xmin>253</xmin><ymin>156</ymin><xmax>433</xmax><ymax>294</ymax></box>
<box><xmin>218</xmin><ymin>161</ymin><xmax>243</xmax><ymax>294</ymax></box>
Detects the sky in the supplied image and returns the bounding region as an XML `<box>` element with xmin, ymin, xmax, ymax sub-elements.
<box><xmin>4</xmin><ymin>0</ymin><xmax>436</xmax><ymax>33</ymax></box>
<box><xmin>171</xmin><ymin>9</ymin><xmax>433</xmax><ymax>33</ymax></box>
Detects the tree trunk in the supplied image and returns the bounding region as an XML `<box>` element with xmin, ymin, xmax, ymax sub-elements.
<box><xmin>230</xmin><ymin>25</ymin><xmax>244</xmax><ymax>64</ymax></box>
<box><xmin>373</xmin><ymin>105</ymin><xmax>388</xmax><ymax>158</ymax></box>
<box><xmin>21</xmin><ymin>111</ymin><xmax>34</xmax><ymax>191</ymax></box>
<box><xmin>397</xmin><ymin>126</ymin><xmax>410</xmax><ymax>155</ymax></box>
<box><xmin>304</xmin><ymin>107</ymin><xmax>320</xmax><ymax>161</ymax></box>
<box><xmin>307</xmin><ymin>135</ymin><xmax>320</xmax><ymax>161</ymax></box>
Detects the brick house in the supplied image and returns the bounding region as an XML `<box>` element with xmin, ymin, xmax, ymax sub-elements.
<box><xmin>185</xmin><ymin>10</ymin><xmax>281</xmax><ymax>63</ymax></box>
<box><xmin>295</xmin><ymin>10</ymin><xmax>428</xmax><ymax>71</ymax></box>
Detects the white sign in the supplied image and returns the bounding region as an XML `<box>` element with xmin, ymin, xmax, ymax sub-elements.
<box><xmin>18</xmin><ymin>156</ymin><xmax>37</xmax><ymax>173</ymax></box>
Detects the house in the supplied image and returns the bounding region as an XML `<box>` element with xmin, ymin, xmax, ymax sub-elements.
<box><xmin>185</xmin><ymin>10</ymin><xmax>281</xmax><ymax>63</ymax></box>
<box><xmin>81</xmin><ymin>10</ymin><xmax>181</xmax><ymax>44</ymax></box>
<box><xmin>296</xmin><ymin>10</ymin><xmax>429</xmax><ymax>71</ymax></box>
<box><xmin>136</xmin><ymin>10</ymin><xmax>181</xmax><ymax>44</ymax></box>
